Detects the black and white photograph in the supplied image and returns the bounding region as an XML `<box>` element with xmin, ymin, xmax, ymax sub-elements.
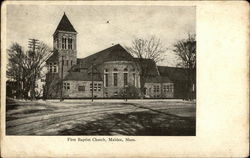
<box><xmin>5</xmin><ymin>4</ymin><xmax>196</xmax><ymax>136</ymax></box>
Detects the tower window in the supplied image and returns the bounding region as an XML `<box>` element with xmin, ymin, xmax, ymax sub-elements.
<box><xmin>62</xmin><ymin>37</ymin><xmax>67</xmax><ymax>49</ymax></box>
<box><xmin>68</xmin><ymin>38</ymin><xmax>73</xmax><ymax>49</ymax></box>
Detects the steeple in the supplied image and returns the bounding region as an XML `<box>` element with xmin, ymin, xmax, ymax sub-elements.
<box><xmin>54</xmin><ymin>13</ymin><xmax>77</xmax><ymax>35</ymax></box>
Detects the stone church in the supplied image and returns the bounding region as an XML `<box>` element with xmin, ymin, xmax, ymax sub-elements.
<box><xmin>45</xmin><ymin>13</ymin><xmax>189</xmax><ymax>99</ymax></box>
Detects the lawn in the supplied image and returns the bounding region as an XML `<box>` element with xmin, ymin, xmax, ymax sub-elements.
<box><xmin>6</xmin><ymin>98</ymin><xmax>196</xmax><ymax>136</ymax></box>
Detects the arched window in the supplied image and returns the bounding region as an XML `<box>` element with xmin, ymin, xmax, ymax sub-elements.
<box><xmin>113</xmin><ymin>68</ymin><xmax>118</xmax><ymax>86</ymax></box>
<box><xmin>104</xmin><ymin>69</ymin><xmax>109</xmax><ymax>87</ymax></box>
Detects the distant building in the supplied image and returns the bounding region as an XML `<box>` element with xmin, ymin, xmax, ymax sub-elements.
<box><xmin>45</xmin><ymin>13</ymin><xmax>192</xmax><ymax>99</ymax></box>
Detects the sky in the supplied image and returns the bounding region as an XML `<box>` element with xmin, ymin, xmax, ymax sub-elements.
<box><xmin>6</xmin><ymin>5</ymin><xmax>195</xmax><ymax>66</ymax></box>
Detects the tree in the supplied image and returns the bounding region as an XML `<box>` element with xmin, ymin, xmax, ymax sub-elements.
<box><xmin>173</xmin><ymin>34</ymin><xmax>196</xmax><ymax>100</ymax></box>
<box><xmin>7</xmin><ymin>41</ymin><xmax>52</xmax><ymax>100</ymax></box>
<box><xmin>7</xmin><ymin>43</ymin><xmax>26</xmax><ymax>99</ymax></box>
<box><xmin>26</xmin><ymin>41</ymin><xmax>51</xmax><ymax>100</ymax></box>
<box><xmin>126</xmin><ymin>36</ymin><xmax>166</xmax><ymax>98</ymax></box>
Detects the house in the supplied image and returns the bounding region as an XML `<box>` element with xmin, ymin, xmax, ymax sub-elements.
<box><xmin>44</xmin><ymin>13</ymin><xmax>191</xmax><ymax>99</ymax></box>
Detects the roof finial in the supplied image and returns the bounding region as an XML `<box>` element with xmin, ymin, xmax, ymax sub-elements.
<box><xmin>64</xmin><ymin>12</ymin><xmax>66</xmax><ymax>15</ymax></box>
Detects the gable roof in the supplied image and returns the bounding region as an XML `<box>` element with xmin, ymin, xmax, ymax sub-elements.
<box><xmin>54</xmin><ymin>13</ymin><xmax>77</xmax><ymax>35</ymax></box>
<box><xmin>133</xmin><ymin>58</ymin><xmax>159</xmax><ymax>76</ymax></box>
<box><xmin>76</xmin><ymin>44</ymin><xmax>134</xmax><ymax>69</ymax></box>
<box><xmin>46</xmin><ymin>50</ymin><xmax>59</xmax><ymax>63</ymax></box>
<box><xmin>157</xmin><ymin>66</ymin><xmax>188</xmax><ymax>82</ymax></box>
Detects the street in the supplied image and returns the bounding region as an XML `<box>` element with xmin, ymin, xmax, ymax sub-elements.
<box><xmin>6</xmin><ymin>99</ymin><xmax>196</xmax><ymax>136</ymax></box>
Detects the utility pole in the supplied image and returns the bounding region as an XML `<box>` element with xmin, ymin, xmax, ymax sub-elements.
<box><xmin>60</xmin><ymin>55</ymin><xmax>64</xmax><ymax>102</ymax></box>
<box><xmin>28</xmin><ymin>38</ymin><xmax>39</xmax><ymax>100</ymax></box>
<box><xmin>91</xmin><ymin>63</ymin><xmax>94</xmax><ymax>102</ymax></box>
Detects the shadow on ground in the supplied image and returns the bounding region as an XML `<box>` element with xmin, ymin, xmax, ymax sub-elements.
<box><xmin>58</xmin><ymin>111</ymin><xmax>196</xmax><ymax>136</ymax></box>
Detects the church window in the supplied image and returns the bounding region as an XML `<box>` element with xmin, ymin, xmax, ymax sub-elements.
<box><xmin>71</xmin><ymin>60</ymin><xmax>73</xmax><ymax>66</ymax></box>
<box><xmin>98</xmin><ymin>83</ymin><xmax>102</xmax><ymax>91</ymax></box>
<box><xmin>53</xmin><ymin>63</ymin><xmax>57</xmax><ymax>73</ymax></box>
<box><xmin>104</xmin><ymin>69</ymin><xmax>109</xmax><ymax>87</ymax></box>
<box><xmin>124</xmin><ymin>73</ymin><xmax>128</xmax><ymax>86</ymax></box>
<box><xmin>68</xmin><ymin>38</ymin><xmax>73</xmax><ymax>49</ymax></box>
<box><xmin>133</xmin><ymin>73</ymin><xmax>136</xmax><ymax>86</ymax></box>
<box><xmin>94</xmin><ymin>83</ymin><xmax>97</xmax><ymax>91</ymax></box>
<box><xmin>113</xmin><ymin>73</ymin><xmax>118</xmax><ymax>86</ymax></box>
<box><xmin>66</xmin><ymin>60</ymin><xmax>68</xmax><ymax>66</ymax></box>
<box><xmin>154</xmin><ymin>85</ymin><xmax>160</xmax><ymax>93</ymax></box>
<box><xmin>169</xmin><ymin>84</ymin><xmax>174</xmax><ymax>92</ymax></box>
<box><xmin>57</xmin><ymin>38</ymin><xmax>59</xmax><ymax>49</ymax></box>
<box><xmin>104</xmin><ymin>74</ymin><xmax>108</xmax><ymax>87</ymax></box>
<box><xmin>90</xmin><ymin>83</ymin><xmax>93</xmax><ymax>91</ymax></box>
<box><xmin>49</xmin><ymin>63</ymin><xmax>53</xmax><ymax>73</ymax></box>
<box><xmin>124</xmin><ymin>68</ymin><xmax>128</xmax><ymax>71</ymax></box>
<box><xmin>62</xmin><ymin>37</ymin><xmax>67</xmax><ymax>49</ymax></box>
<box><xmin>63</xmin><ymin>82</ymin><xmax>70</xmax><ymax>90</ymax></box>
<box><xmin>163</xmin><ymin>85</ymin><xmax>167</xmax><ymax>92</ymax></box>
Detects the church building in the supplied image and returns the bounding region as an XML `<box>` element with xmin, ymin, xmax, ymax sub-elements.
<box><xmin>45</xmin><ymin>13</ymin><xmax>185</xmax><ymax>99</ymax></box>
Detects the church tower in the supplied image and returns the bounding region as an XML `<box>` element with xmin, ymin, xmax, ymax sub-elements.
<box><xmin>53</xmin><ymin>13</ymin><xmax>77</xmax><ymax>78</ymax></box>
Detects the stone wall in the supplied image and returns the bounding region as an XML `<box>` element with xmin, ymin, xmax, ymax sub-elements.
<box><xmin>102</xmin><ymin>61</ymin><xmax>140</xmax><ymax>98</ymax></box>
<box><xmin>63</xmin><ymin>80</ymin><xmax>103</xmax><ymax>98</ymax></box>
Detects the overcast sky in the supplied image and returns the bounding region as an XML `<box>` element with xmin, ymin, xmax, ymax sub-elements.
<box><xmin>6</xmin><ymin>5</ymin><xmax>195</xmax><ymax>66</ymax></box>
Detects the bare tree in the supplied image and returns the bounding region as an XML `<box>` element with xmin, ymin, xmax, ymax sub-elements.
<box><xmin>7</xmin><ymin>42</ymin><xmax>52</xmax><ymax>100</ymax></box>
<box><xmin>126</xmin><ymin>36</ymin><xmax>166</xmax><ymax>97</ymax></box>
<box><xmin>173</xmin><ymin>34</ymin><xmax>196</xmax><ymax>100</ymax></box>
<box><xmin>26</xmin><ymin>42</ymin><xmax>52</xmax><ymax>100</ymax></box>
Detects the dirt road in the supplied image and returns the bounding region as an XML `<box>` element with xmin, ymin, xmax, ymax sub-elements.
<box><xmin>6</xmin><ymin>99</ymin><xmax>195</xmax><ymax>135</ymax></box>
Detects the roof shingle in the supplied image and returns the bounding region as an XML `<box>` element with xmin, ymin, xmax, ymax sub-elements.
<box><xmin>54</xmin><ymin>13</ymin><xmax>77</xmax><ymax>34</ymax></box>
<box><xmin>157</xmin><ymin>66</ymin><xmax>188</xmax><ymax>82</ymax></box>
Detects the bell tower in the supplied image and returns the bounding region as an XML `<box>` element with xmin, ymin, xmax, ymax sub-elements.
<box><xmin>53</xmin><ymin>13</ymin><xmax>77</xmax><ymax>78</ymax></box>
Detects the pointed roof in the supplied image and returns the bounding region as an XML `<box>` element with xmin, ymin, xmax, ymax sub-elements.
<box><xmin>54</xmin><ymin>13</ymin><xmax>77</xmax><ymax>35</ymax></box>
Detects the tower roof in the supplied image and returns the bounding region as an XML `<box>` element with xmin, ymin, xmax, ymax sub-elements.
<box><xmin>54</xmin><ymin>13</ymin><xmax>77</xmax><ymax>35</ymax></box>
